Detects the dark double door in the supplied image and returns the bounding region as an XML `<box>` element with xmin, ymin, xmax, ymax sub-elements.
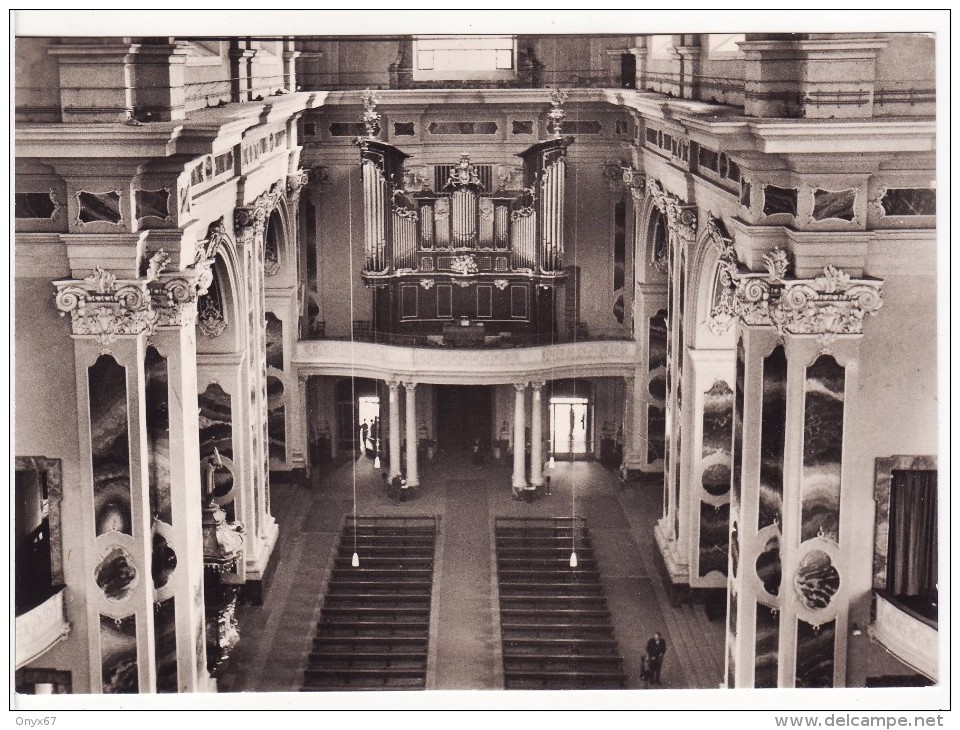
<box><xmin>435</xmin><ymin>385</ymin><xmax>492</xmax><ymax>453</ymax></box>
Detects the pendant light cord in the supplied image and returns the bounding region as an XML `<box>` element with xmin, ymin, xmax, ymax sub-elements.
<box><xmin>348</xmin><ymin>167</ymin><xmax>358</xmax><ymax>564</ymax></box>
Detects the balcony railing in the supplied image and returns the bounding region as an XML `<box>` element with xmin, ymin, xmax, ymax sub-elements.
<box><xmin>16</xmin><ymin>586</ymin><xmax>69</xmax><ymax>669</ymax></box>
<box><xmin>305</xmin><ymin>320</ymin><xmax>627</xmax><ymax>349</ymax></box>
<box><xmin>871</xmin><ymin>590</ymin><xmax>938</xmax><ymax>682</ymax></box>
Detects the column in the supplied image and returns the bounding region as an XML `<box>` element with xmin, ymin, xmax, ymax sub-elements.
<box><xmin>621</xmin><ymin>375</ymin><xmax>635</xmax><ymax>470</ymax></box>
<box><xmin>724</xmin><ymin>252</ymin><xmax>882</xmax><ymax>688</ymax></box>
<box><xmin>152</xmin><ymin>320</ymin><xmax>209</xmax><ymax>692</ymax></box>
<box><xmin>684</xmin><ymin>349</ymin><xmax>736</xmax><ymax>591</ymax></box>
<box><xmin>388</xmin><ymin>380</ymin><xmax>402</xmax><ymax>479</ymax></box>
<box><xmin>529</xmin><ymin>381</ymin><xmax>545</xmax><ymax>487</ymax></box>
<box><xmin>512</xmin><ymin>381</ymin><xmax>528</xmax><ymax>492</ymax></box>
<box><xmin>294</xmin><ymin>373</ymin><xmax>310</xmax><ymax>481</ymax></box>
<box><xmin>55</xmin><ymin>260</ymin><xmax>210</xmax><ymax>693</ymax></box>
<box><xmin>403</xmin><ymin>381</ymin><xmax>419</xmax><ymax>488</ymax></box>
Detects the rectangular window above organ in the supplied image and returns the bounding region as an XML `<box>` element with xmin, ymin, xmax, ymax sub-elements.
<box><xmin>412</xmin><ymin>36</ymin><xmax>517</xmax><ymax>81</ymax></box>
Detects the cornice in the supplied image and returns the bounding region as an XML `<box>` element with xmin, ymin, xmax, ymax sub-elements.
<box><xmin>16</xmin><ymin>123</ymin><xmax>184</xmax><ymax>159</ymax></box>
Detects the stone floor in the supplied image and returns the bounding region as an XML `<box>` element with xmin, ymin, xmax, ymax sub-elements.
<box><xmin>216</xmin><ymin>448</ymin><xmax>726</xmax><ymax>695</ymax></box>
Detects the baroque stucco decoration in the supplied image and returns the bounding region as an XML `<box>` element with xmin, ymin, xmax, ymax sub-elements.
<box><xmin>54</xmin><ymin>245</ymin><xmax>215</xmax><ymax>343</ymax></box>
<box><xmin>621</xmin><ymin>166</ymin><xmax>646</xmax><ymax>202</ymax></box>
<box><xmin>720</xmin><ymin>247</ymin><xmax>884</xmax><ymax>342</ymax></box>
<box><xmin>646</xmin><ymin>178</ymin><xmax>697</xmax><ymax>274</ymax></box>
<box><xmin>235</xmin><ymin>183</ymin><xmax>285</xmax><ymax>277</ymax></box>
<box><xmin>705</xmin><ymin>217</ymin><xmax>739</xmax><ymax>335</ymax></box>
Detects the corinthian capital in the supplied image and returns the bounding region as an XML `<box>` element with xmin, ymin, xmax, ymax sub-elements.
<box><xmin>728</xmin><ymin>248</ymin><xmax>884</xmax><ymax>338</ymax></box>
<box><xmin>54</xmin><ymin>268</ymin><xmax>155</xmax><ymax>343</ymax></box>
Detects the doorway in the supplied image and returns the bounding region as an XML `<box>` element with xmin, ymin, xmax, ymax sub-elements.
<box><xmin>621</xmin><ymin>53</ymin><xmax>637</xmax><ymax>88</ymax></box>
<box><xmin>550</xmin><ymin>396</ymin><xmax>592</xmax><ymax>457</ymax></box>
<box><xmin>435</xmin><ymin>385</ymin><xmax>492</xmax><ymax>453</ymax></box>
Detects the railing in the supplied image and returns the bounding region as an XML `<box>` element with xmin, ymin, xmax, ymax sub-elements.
<box><xmin>295</xmin><ymin>337</ymin><xmax>639</xmax><ymax>383</ymax></box>
<box><xmin>871</xmin><ymin>590</ymin><xmax>938</xmax><ymax>681</ymax></box>
<box><xmin>15</xmin><ymin>586</ymin><xmax>69</xmax><ymax>669</ymax></box>
<box><xmin>306</xmin><ymin>325</ymin><xmax>631</xmax><ymax>349</ymax></box>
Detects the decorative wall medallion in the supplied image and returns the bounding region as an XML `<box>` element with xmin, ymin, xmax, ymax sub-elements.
<box><xmin>95</xmin><ymin>546</ymin><xmax>138</xmax><ymax>603</ymax></box>
<box><xmin>135</xmin><ymin>188</ymin><xmax>171</xmax><ymax>222</ymax></box>
<box><xmin>77</xmin><ymin>190</ymin><xmax>123</xmax><ymax>225</ymax></box>
<box><xmin>494</xmin><ymin>278</ymin><xmax>509</xmax><ymax>291</ymax></box>
<box><xmin>197</xmin><ymin>298</ymin><xmax>227</xmax><ymax>338</ymax></box>
<box><xmin>419</xmin><ymin>278</ymin><xmax>435</xmax><ymax>290</ymax></box>
<box><xmin>812</xmin><ymin>188</ymin><xmax>857</xmax><ymax>222</ymax></box>
<box><xmin>795</xmin><ymin>550</ymin><xmax>840</xmax><ymax>610</ymax></box>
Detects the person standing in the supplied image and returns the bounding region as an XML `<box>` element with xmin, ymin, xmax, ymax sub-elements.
<box><xmin>359</xmin><ymin>420</ymin><xmax>369</xmax><ymax>452</ymax></box>
<box><xmin>646</xmin><ymin>632</ymin><xmax>667</xmax><ymax>685</ymax></box>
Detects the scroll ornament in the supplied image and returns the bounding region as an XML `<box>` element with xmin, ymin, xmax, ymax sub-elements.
<box><xmin>721</xmin><ymin>247</ymin><xmax>883</xmax><ymax>338</ymax></box>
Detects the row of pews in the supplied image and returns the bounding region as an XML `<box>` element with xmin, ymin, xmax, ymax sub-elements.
<box><xmin>303</xmin><ymin>515</ymin><xmax>626</xmax><ymax>691</ymax></box>
<box><xmin>302</xmin><ymin>516</ymin><xmax>438</xmax><ymax>691</ymax></box>
<box><xmin>496</xmin><ymin>517</ymin><xmax>627</xmax><ymax>689</ymax></box>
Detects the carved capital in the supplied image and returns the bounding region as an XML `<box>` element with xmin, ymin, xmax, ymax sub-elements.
<box><xmin>234</xmin><ymin>185</ymin><xmax>283</xmax><ymax>253</ymax></box>
<box><xmin>729</xmin><ymin>248</ymin><xmax>884</xmax><ymax>337</ymax></box>
<box><xmin>54</xmin><ymin>268</ymin><xmax>155</xmax><ymax>343</ymax></box>
<box><xmin>286</xmin><ymin>169</ymin><xmax>309</xmax><ymax>198</ymax></box>
<box><xmin>149</xmin><ymin>275</ymin><xmax>200</xmax><ymax>329</ymax></box>
<box><xmin>667</xmin><ymin>204</ymin><xmax>698</xmax><ymax>245</ymax></box>
<box><xmin>513</xmin><ymin>381</ymin><xmax>528</xmax><ymax>393</ymax></box>
<box><xmin>529</xmin><ymin>380</ymin><xmax>546</xmax><ymax>392</ymax></box>
<box><xmin>622</xmin><ymin>166</ymin><xmax>646</xmax><ymax>201</ymax></box>
<box><xmin>401</xmin><ymin>381</ymin><xmax>417</xmax><ymax>392</ymax></box>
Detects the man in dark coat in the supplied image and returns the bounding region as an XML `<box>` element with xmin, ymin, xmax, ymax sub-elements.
<box><xmin>646</xmin><ymin>632</ymin><xmax>667</xmax><ymax>685</ymax></box>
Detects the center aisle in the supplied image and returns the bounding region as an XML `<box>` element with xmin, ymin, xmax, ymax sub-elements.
<box><xmin>432</xmin><ymin>479</ymin><xmax>499</xmax><ymax>689</ymax></box>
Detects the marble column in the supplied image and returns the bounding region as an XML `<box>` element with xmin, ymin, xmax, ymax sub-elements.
<box><xmin>403</xmin><ymin>381</ymin><xmax>419</xmax><ymax>488</ymax></box>
<box><xmin>54</xmin><ymin>262</ymin><xmax>211</xmax><ymax>693</ymax></box>
<box><xmin>388</xmin><ymin>380</ymin><xmax>402</xmax><ymax>479</ymax></box>
<box><xmin>724</xmin><ymin>253</ymin><xmax>881</xmax><ymax>689</ymax></box>
<box><xmin>529</xmin><ymin>380</ymin><xmax>545</xmax><ymax>487</ymax></box>
<box><xmin>295</xmin><ymin>373</ymin><xmax>310</xmax><ymax>480</ymax></box>
<box><xmin>512</xmin><ymin>381</ymin><xmax>528</xmax><ymax>492</ymax></box>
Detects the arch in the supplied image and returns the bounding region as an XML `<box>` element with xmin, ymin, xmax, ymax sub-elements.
<box><xmin>263</xmin><ymin>206</ymin><xmax>285</xmax><ymax>278</ymax></box>
<box><xmin>636</xmin><ymin>195</ymin><xmax>670</xmax><ymax>283</ymax></box>
<box><xmin>688</xmin><ymin>215</ymin><xmax>738</xmax><ymax>351</ymax></box>
<box><xmin>196</xmin><ymin>248</ymin><xmax>244</xmax><ymax>354</ymax></box>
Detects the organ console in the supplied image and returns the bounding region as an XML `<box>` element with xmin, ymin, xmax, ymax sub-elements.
<box><xmin>357</xmin><ymin>134</ymin><xmax>573</xmax><ymax>341</ymax></box>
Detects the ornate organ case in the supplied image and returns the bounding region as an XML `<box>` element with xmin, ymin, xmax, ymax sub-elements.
<box><xmin>357</xmin><ymin>136</ymin><xmax>572</xmax><ymax>341</ymax></box>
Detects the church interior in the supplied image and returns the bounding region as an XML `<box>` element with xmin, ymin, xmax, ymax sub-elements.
<box><xmin>13</xmin><ymin>19</ymin><xmax>942</xmax><ymax>703</ymax></box>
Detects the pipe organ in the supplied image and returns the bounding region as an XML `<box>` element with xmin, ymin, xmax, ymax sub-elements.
<box><xmin>357</xmin><ymin>138</ymin><xmax>572</xmax><ymax>340</ymax></box>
